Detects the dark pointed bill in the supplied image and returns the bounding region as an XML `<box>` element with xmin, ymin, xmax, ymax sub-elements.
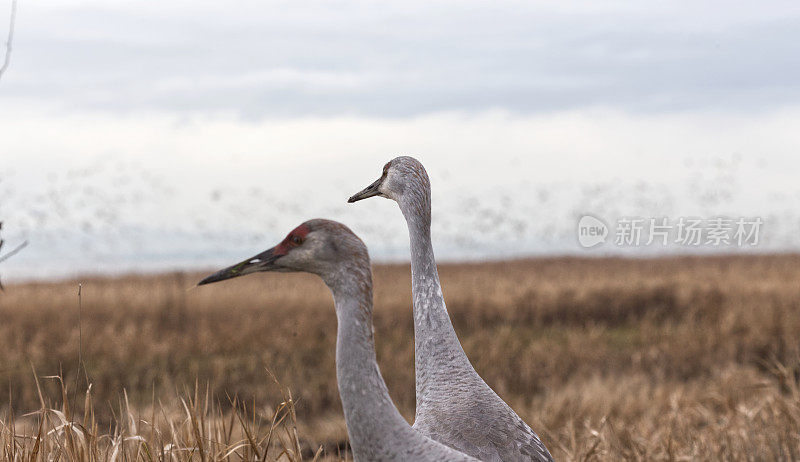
<box><xmin>347</xmin><ymin>177</ymin><xmax>383</xmax><ymax>203</ymax></box>
<box><xmin>197</xmin><ymin>246</ymin><xmax>280</xmax><ymax>286</ymax></box>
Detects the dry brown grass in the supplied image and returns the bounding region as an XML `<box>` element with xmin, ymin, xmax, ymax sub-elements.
<box><xmin>1</xmin><ymin>369</ymin><xmax>323</xmax><ymax>461</ymax></box>
<box><xmin>2</xmin><ymin>254</ymin><xmax>800</xmax><ymax>460</ymax></box>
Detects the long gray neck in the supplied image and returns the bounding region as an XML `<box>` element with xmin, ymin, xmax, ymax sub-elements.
<box><xmin>328</xmin><ymin>270</ymin><xmax>412</xmax><ymax>460</ymax></box>
<box><xmin>398</xmin><ymin>191</ymin><xmax>474</xmax><ymax>405</ymax></box>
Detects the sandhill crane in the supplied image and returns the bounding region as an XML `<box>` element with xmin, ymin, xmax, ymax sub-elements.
<box><xmin>349</xmin><ymin>157</ymin><xmax>554</xmax><ymax>462</ymax></box>
<box><xmin>198</xmin><ymin>219</ymin><xmax>478</xmax><ymax>462</ymax></box>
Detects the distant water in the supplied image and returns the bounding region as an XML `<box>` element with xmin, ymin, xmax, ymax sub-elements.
<box><xmin>3</xmin><ymin>113</ymin><xmax>799</xmax><ymax>281</ymax></box>
<box><xmin>1</xmin><ymin>179</ymin><xmax>795</xmax><ymax>282</ymax></box>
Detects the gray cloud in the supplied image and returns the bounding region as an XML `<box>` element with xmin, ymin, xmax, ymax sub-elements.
<box><xmin>2</xmin><ymin>1</ymin><xmax>799</xmax><ymax>117</ymax></box>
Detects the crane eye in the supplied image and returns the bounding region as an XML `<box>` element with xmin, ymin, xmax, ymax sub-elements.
<box><xmin>291</xmin><ymin>235</ymin><xmax>304</xmax><ymax>245</ymax></box>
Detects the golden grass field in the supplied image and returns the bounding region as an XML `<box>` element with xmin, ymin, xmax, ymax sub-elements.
<box><xmin>1</xmin><ymin>254</ymin><xmax>800</xmax><ymax>460</ymax></box>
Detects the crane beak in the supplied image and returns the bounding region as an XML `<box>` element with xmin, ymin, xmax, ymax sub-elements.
<box><xmin>197</xmin><ymin>246</ymin><xmax>282</xmax><ymax>286</ymax></box>
<box><xmin>347</xmin><ymin>177</ymin><xmax>384</xmax><ymax>203</ymax></box>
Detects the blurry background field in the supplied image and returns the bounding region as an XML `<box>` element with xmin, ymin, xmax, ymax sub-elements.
<box><xmin>2</xmin><ymin>254</ymin><xmax>799</xmax><ymax>460</ymax></box>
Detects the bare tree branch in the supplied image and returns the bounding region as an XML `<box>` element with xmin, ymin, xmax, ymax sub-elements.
<box><xmin>0</xmin><ymin>239</ymin><xmax>27</xmax><ymax>264</ymax></box>
<box><xmin>0</xmin><ymin>0</ymin><xmax>19</xmax><ymax>82</ymax></box>
<box><xmin>0</xmin><ymin>221</ymin><xmax>28</xmax><ymax>290</ymax></box>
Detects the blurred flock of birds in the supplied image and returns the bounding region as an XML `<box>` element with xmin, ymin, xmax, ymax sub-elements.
<box><xmin>0</xmin><ymin>152</ymin><xmax>799</xmax><ymax>281</ymax></box>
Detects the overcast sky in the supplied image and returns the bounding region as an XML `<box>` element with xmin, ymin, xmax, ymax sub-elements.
<box><xmin>1</xmin><ymin>1</ymin><xmax>799</xmax><ymax>279</ymax></box>
<box><xmin>4</xmin><ymin>1</ymin><xmax>800</xmax><ymax>116</ymax></box>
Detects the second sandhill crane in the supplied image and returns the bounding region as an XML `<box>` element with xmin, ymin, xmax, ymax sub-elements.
<box><xmin>198</xmin><ymin>219</ymin><xmax>478</xmax><ymax>462</ymax></box>
<box><xmin>349</xmin><ymin>157</ymin><xmax>554</xmax><ymax>462</ymax></box>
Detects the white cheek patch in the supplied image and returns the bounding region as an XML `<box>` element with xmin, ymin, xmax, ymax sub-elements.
<box><xmin>379</xmin><ymin>175</ymin><xmax>392</xmax><ymax>195</ymax></box>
